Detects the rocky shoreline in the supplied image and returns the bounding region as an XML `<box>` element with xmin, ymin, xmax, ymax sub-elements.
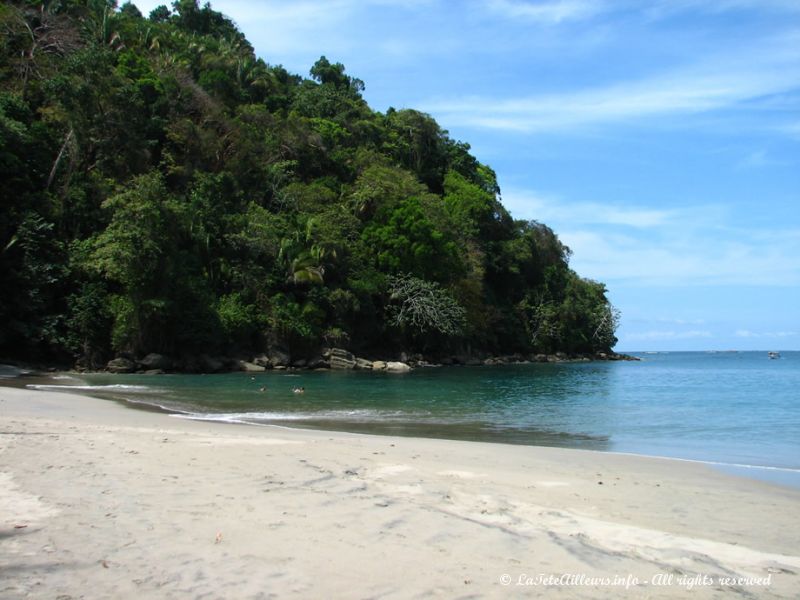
<box><xmin>94</xmin><ymin>347</ymin><xmax>640</xmax><ymax>375</ymax></box>
<box><xmin>2</xmin><ymin>349</ymin><xmax>639</xmax><ymax>378</ymax></box>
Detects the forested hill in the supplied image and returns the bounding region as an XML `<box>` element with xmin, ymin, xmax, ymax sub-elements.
<box><xmin>0</xmin><ymin>0</ymin><xmax>620</xmax><ymax>369</ymax></box>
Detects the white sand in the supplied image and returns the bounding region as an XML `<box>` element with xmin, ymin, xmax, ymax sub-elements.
<box><xmin>1</xmin><ymin>386</ymin><xmax>798</xmax><ymax>599</ymax></box>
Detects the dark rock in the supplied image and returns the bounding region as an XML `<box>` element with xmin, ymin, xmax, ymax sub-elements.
<box><xmin>454</xmin><ymin>354</ymin><xmax>483</xmax><ymax>366</ymax></box>
<box><xmin>292</xmin><ymin>358</ymin><xmax>307</xmax><ymax>368</ymax></box>
<box><xmin>177</xmin><ymin>356</ymin><xmax>201</xmax><ymax>373</ymax></box>
<box><xmin>308</xmin><ymin>356</ymin><xmax>329</xmax><ymax>369</ymax></box>
<box><xmin>199</xmin><ymin>355</ymin><xmax>224</xmax><ymax>373</ymax></box>
<box><xmin>138</xmin><ymin>353</ymin><xmax>172</xmax><ymax>370</ymax></box>
<box><xmin>269</xmin><ymin>349</ymin><xmax>291</xmax><ymax>367</ymax></box>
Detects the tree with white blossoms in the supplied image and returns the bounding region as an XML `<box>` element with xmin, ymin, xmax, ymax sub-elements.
<box><xmin>387</xmin><ymin>274</ymin><xmax>466</xmax><ymax>338</ymax></box>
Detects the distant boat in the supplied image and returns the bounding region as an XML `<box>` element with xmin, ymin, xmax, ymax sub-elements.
<box><xmin>768</xmin><ymin>351</ymin><xmax>781</xmax><ymax>359</ymax></box>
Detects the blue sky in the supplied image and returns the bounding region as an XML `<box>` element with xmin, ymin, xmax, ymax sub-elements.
<box><xmin>135</xmin><ymin>0</ymin><xmax>800</xmax><ymax>351</ymax></box>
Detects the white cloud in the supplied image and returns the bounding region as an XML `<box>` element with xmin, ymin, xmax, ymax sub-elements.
<box><xmin>560</xmin><ymin>227</ymin><xmax>800</xmax><ymax>286</ymax></box>
<box><xmin>424</xmin><ymin>32</ymin><xmax>800</xmax><ymax>133</ymax></box>
<box><xmin>503</xmin><ymin>188</ymin><xmax>677</xmax><ymax>228</ymax></box>
<box><xmin>735</xmin><ymin>330</ymin><xmax>798</xmax><ymax>338</ymax></box>
<box><xmin>501</xmin><ymin>187</ymin><xmax>800</xmax><ymax>286</ymax></box>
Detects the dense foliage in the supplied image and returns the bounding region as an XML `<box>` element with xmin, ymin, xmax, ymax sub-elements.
<box><xmin>0</xmin><ymin>0</ymin><xmax>618</xmax><ymax>367</ymax></box>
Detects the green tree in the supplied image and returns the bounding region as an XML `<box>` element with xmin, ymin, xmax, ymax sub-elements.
<box><xmin>90</xmin><ymin>172</ymin><xmax>190</xmax><ymax>354</ymax></box>
<box><xmin>361</xmin><ymin>196</ymin><xmax>462</xmax><ymax>283</ymax></box>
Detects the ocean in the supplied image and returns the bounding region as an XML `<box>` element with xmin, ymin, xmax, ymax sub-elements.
<box><xmin>25</xmin><ymin>351</ymin><xmax>800</xmax><ymax>486</ymax></box>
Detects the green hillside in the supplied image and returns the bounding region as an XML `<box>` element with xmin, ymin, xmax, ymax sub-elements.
<box><xmin>0</xmin><ymin>0</ymin><xmax>619</xmax><ymax>368</ymax></box>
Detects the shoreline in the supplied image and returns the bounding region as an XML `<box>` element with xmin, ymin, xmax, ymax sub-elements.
<box><xmin>5</xmin><ymin>369</ymin><xmax>800</xmax><ymax>490</ymax></box>
<box><xmin>2</xmin><ymin>386</ymin><xmax>800</xmax><ymax>599</ymax></box>
<box><xmin>0</xmin><ymin>348</ymin><xmax>641</xmax><ymax>379</ymax></box>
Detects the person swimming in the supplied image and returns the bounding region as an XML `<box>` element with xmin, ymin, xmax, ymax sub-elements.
<box><xmin>292</xmin><ymin>387</ymin><xmax>305</xmax><ymax>394</ymax></box>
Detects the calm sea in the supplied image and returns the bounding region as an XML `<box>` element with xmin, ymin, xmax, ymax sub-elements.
<box><xmin>27</xmin><ymin>351</ymin><xmax>800</xmax><ymax>485</ymax></box>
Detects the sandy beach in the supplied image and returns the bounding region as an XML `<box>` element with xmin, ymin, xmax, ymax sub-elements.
<box><xmin>1</xmin><ymin>385</ymin><xmax>799</xmax><ymax>599</ymax></box>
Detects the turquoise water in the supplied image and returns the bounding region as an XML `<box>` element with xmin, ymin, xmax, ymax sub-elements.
<box><xmin>29</xmin><ymin>352</ymin><xmax>800</xmax><ymax>475</ymax></box>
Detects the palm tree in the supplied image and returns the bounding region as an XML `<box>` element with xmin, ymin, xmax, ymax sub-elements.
<box><xmin>278</xmin><ymin>219</ymin><xmax>337</xmax><ymax>285</ymax></box>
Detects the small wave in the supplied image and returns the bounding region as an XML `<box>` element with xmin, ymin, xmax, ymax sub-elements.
<box><xmin>611</xmin><ymin>451</ymin><xmax>800</xmax><ymax>473</ymax></box>
<box><xmin>176</xmin><ymin>411</ymin><xmax>316</xmax><ymax>422</ymax></box>
<box><xmin>121</xmin><ymin>397</ymin><xmax>191</xmax><ymax>414</ymax></box>
<box><xmin>27</xmin><ymin>384</ymin><xmax>161</xmax><ymax>393</ymax></box>
<box><xmin>175</xmin><ymin>408</ymin><xmax>425</xmax><ymax>424</ymax></box>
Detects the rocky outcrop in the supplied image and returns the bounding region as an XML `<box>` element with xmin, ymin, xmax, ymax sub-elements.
<box><xmin>597</xmin><ymin>352</ymin><xmax>640</xmax><ymax>361</ymax></box>
<box><xmin>252</xmin><ymin>354</ymin><xmax>270</xmax><ymax>368</ymax></box>
<box><xmin>98</xmin><ymin>347</ymin><xmax>634</xmax><ymax>376</ymax></box>
<box><xmin>329</xmin><ymin>348</ymin><xmax>356</xmax><ymax>370</ymax></box>
<box><xmin>354</xmin><ymin>357</ymin><xmax>373</xmax><ymax>370</ymax></box>
<box><xmin>107</xmin><ymin>357</ymin><xmax>136</xmax><ymax>373</ymax></box>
